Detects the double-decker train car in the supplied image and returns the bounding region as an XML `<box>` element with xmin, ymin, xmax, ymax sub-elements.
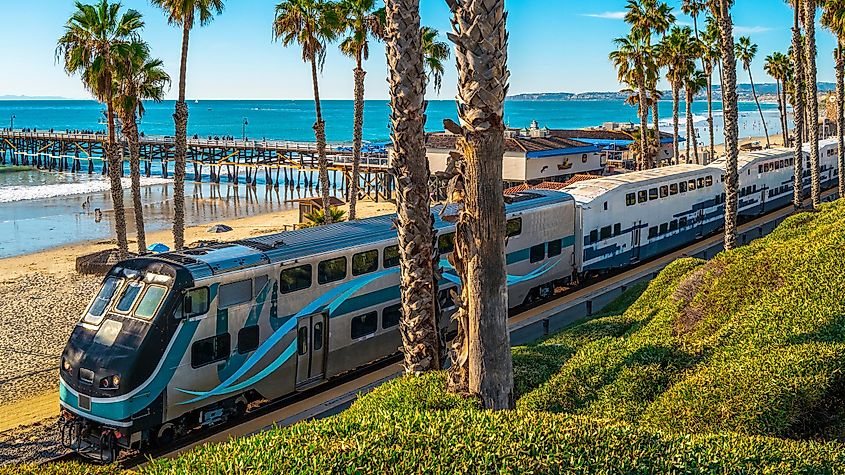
<box><xmin>59</xmin><ymin>190</ymin><xmax>577</xmax><ymax>461</ymax></box>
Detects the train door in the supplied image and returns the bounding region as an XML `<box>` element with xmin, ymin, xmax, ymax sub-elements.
<box><xmin>696</xmin><ymin>209</ymin><xmax>705</xmax><ymax>237</ymax></box>
<box><xmin>760</xmin><ymin>188</ymin><xmax>767</xmax><ymax>214</ymax></box>
<box><xmin>295</xmin><ymin>312</ymin><xmax>327</xmax><ymax>388</ymax></box>
<box><xmin>631</xmin><ymin>221</ymin><xmax>641</xmax><ymax>262</ymax></box>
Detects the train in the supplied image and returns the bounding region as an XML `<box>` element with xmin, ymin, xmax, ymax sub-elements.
<box><xmin>58</xmin><ymin>138</ymin><xmax>839</xmax><ymax>461</ymax></box>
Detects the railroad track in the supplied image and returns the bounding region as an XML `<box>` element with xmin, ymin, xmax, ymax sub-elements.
<box><xmin>39</xmin><ymin>190</ymin><xmax>836</xmax><ymax>469</ymax></box>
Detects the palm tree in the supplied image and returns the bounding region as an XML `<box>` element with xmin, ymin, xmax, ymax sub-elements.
<box><xmin>57</xmin><ymin>0</ymin><xmax>143</xmax><ymax>259</ymax></box>
<box><xmin>114</xmin><ymin>42</ymin><xmax>171</xmax><ymax>254</ymax></box>
<box><xmin>274</xmin><ymin>0</ymin><xmax>339</xmax><ymax>222</ymax></box>
<box><xmin>610</xmin><ymin>32</ymin><xmax>651</xmax><ymax>170</ymax></box>
<box><xmin>764</xmin><ymin>52</ymin><xmax>790</xmax><ymax>146</ymax></box>
<box><xmin>821</xmin><ymin>0</ymin><xmax>845</xmax><ymax>197</ymax></box>
<box><xmin>338</xmin><ymin>0</ymin><xmax>384</xmax><ymax>221</ymax></box>
<box><xmin>804</xmin><ymin>0</ymin><xmax>821</xmax><ymax>208</ymax></box>
<box><xmin>151</xmin><ymin>0</ymin><xmax>223</xmax><ymax>250</ymax></box>
<box><xmin>421</xmin><ymin>26</ymin><xmax>450</xmax><ymax>95</ymax></box>
<box><xmin>446</xmin><ymin>0</ymin><xmax>514</xmax><ymax>410</ymax></box>
<box><xmin>710</xmin><ymin>0</ymin><xmax>739</xmax><ymax>250</ymax></box>
<box><xmin>383</xmin><ymin>0</ymin><xmax>441</xmax><ymax>374</ymax></box>
<box><xmin>301</xmin><ymin>205</ymin><xmax>346</xmax><ymax>227</ymax></box>
<box><xmin>702</xmin><ymin>16</ymin><xmax>721</xmax><ymax>163</ymax></box>
<box><xmin>735</xmin><ymin>36</ymin><xmax>770</xmax><ymax>148</ymax></box>
<box><xmin>685</xmin><ymin>69</ymin><xmax>708</xmax><ymax>164</ymax></box>
<box><xmin>789</xmin><ymin>0</ymin><xmax>806</xmax><ymax>209</ymax></box>
<box><xmin>660</xmin><ymin>26</ymin><xmax>698</xmax><ymax>164</ymax></box>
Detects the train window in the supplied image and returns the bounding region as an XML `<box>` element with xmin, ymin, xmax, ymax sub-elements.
<box><xmin>530</xmin><ymin>244</ymin><xmax>546</xmax><ymax>263</ymax></box>
<box><xmin>670</xmin><ymin>220</ymin><xmax>678</xmax><ymax>232</ymax></box>
<box><xmin>116</xmin><ymin>282</ymin><xmax>143</xmax><ymax>313</ymax></box>
<box><xmin>313</xmin><ymin>322</ymin><xmax>323</xmax><ymax>351</ymax></box>
<box><xmin>297</xmin><ymin>327</ymin><xmax>308</xmax><ymax>355</ymax></box>
<box><xmin>589</xmin><ymin>229</ymin><xmax>598</xmax><ymax>244</ymax></box>
<box><xmin>697</xmin><ymin>178</ymin><xmax>704</xmax><ymax>188</ymax></box>
<box><xmin>705</xmin><ymin>176</ymin><xmax>713</xmax><ymax>187</ymax></box>
<box><xmin>659</xmin><ymin>186</ymin><xmax>668</xmax><ymax>198</ymax></box>
<box><xmin>383</xmin><ymin>245</ymin><xmax>400</xmax><ymax>268</ymax></box>
<box><xmin>679</xmin><ymin>181</ymin><xmax>688</xmax><ymax>193</ymax></box>
<box><xmin>219</xmin><ymin>279</ymin><xmax>252</xmax><ymax>309</ymax></box>
<box><xmin>351</xmin><ymin>311</ymin><xmax>378</xmax><ymax>339</ymax></box>
<box><xmin>614</xmin><ymin>223</ymin><xmax>622</xmax><ymax>236</ymax></box>
<box><xmin>679</xmin><ymin>217</ymin><xmax>688</xmax><ymax>228</ymax></box>
<box><xmin>438</xmin><ymin>233</ymin><xmax>456</xmax><ymax>254</ymax></box>
<box><xmin>352</xmin><ymin>250</ymin><xmax>379</xmax><ymax>276</ymax></box>
<box><xmin>84</xmin><ymin>277</ymin><xmax>120</xmax><ymax>324</ymax></box>
<box><xmin>438</xmin><ymin>289</ymin><xmax>457</xmax><ymax>311</ymax></box>
<box><xmin>383</xmin><ymin>303</ymin><xmax>402</xmax><ymax>329</ymax></box>
<box><xmin>759</xmin><ymin>165</ymin><xmax>764</xmax><ymax>173</ymax></box>
<box><xmin>547</xmin><ymin>239</ymin><xmax>563</xmax><ymax>257</ymax></box>
<box><xmin>603</xmin><ymin>201</ymin><xmax>608</xmax><ymax>211</ymax></box>
<box><xmin>381</xmin><ymin>304</ymin><xmax>402</xmax><ymax>329</ymax></box>
<box><xmin>319</xmin><ymin>257</ymin><xmax>347</xmax><ymax>284</ymax></box>
<box><xmin>183</xmin><ymin>287</ymin><xmax>210</xmax><ymax>318</ymax></box>
<box><xmin>648</xmin><ymin>226</ymin><xmax>658</xmax><ymax>238</ymax></box>
<box><xmin>506</xmin><ymin>218</ymin><xmax>522</xmax><ymax>237</ymax></box>
<box><xmin>191</xmin><ymin>333</ymin><xmax>230</xmax><ymax>368</ymax></box>
<box><xmin>280</xmin><ymin>265</ymin><xmax>312</xmax><ymax>294</ymax></box>
<box><xmin>688</xmin><ymin>179</ymin><xmax>696</xmax><ymax>191</ymax></box>
<box><xmin>600</xmin><ymin>226</ymin><xmax>612</xmax><ymax>240</ymax></box>
<box><xmin>648</xmin><ymin>188</ymin><xmax>658</xmax><ymax>200</ymax></box>
<box><xmin>253</xmin><ymin>275</ymin><xmax>269</xmax><ymax>296</ymax></box>
<box><xmin>237</xmin><ymin>326</ymin><xmax>260</xmax><ymax>354</ymax></box>
<box><xmin>659</xmin><ymin>223</ymin><xmax>668</xmax><ymax>234</ymax></box>
<box><xmin>638</xmin><ymin>190</ymin><xmax>647</xmax><ymax>203</ymax></box>
<box><xmin>135</xmin><ymin>285</ymin><xmax>166</xmax><ymax>320</ymax></box>
<box><xmin>626</xmin><ymin>193</ymin><xmax>636</xmax><ymax>206</ymax></box>
<box><xmin>669</xmin><ymin>183</ymin><xmax>678</xmax><ymax>195</ymax></box>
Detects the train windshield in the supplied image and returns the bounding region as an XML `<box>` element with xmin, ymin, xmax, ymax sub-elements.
<box><xmin>134</xmin><ymin>286</ymin><xmax>167</xmax><ymax>320</ymax></box>
<box><xmin>83</xmin><ymin>277</ymin><xmax>120</xmax><ymax>325</ymax></box>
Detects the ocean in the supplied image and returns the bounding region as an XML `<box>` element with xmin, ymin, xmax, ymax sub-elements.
<box><xmin>0</xmin><ymin>99</ymin><xmax>785</xmax><ymax>258</ymax></box>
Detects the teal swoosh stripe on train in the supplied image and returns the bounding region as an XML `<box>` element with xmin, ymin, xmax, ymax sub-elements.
<box><xmin>217</xmin><ymin>279</ymin><xmax>271</xmax><ymax>382</ymax></box>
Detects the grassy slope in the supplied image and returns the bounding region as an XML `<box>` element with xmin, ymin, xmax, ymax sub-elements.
<box><xmin>8</xmin><ymin>203</ymin><xmax>845</xmax><ymax>474</ymax></box>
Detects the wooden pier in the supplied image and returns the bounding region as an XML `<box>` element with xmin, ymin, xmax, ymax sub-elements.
<box><xmin>0</xmin><ymin>131</ymin><xmax>394</xmax><ymax>202</ymax></box>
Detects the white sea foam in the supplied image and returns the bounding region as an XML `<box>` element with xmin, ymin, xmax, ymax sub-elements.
<box><xmin>0</xmin><ymin>176</ymin><xmax>170</xmax><ymax>204</ymax></box>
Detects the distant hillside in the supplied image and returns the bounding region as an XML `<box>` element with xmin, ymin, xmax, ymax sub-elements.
<box><xmin>510</xmin><ymin>83</ymin><xmax>836</xmax><ymax>103</ymax></box>
<box><xmin>0</xmin><ymin>95</ymin><xmax>68</xmax><ymax>101</ymax></box>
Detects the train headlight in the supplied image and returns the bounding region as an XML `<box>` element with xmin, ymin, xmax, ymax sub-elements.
<box><xmin>99</xmin><ymin>374</ymin><xmax>121</xmax><ymax>390</ymax></box>
<box><xmin>61</xmin><ymin>358</ymin><xmax>71</xmax><ymax>373</ymax></box>
<box><xmin>111</xmin><ymin>375</ymin><xmax>121</xmax><ymax>388</ymax></box>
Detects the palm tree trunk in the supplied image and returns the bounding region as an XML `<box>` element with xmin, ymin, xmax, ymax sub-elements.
<box><xmin>776</xmin><ymin>79</ymin><xmax>785</xmax><ymax>146</ymax></box>
<box><xmin>310</xmin><ymin>56</ymin><xmax>333</xmax><ymax>222</ymax></box>
<box><xmin>707</xmin><ymin>68</ymin><xmax>715</xmax><ymax>164</ymax></box>
<box><xmin>717</xmin><ymin>0</ymin><xmax>739</xmax><ymax>251</ymax></box>
<box><xmin>384</xmin><ymin>0</ymin><xmax>441</xmax><ymax>374</ymax></box>
<box><xmin>105</xmin><ymin>80</ymin><xmax>129</xmax><ymax>259</ymax></box>
<box><xmin>652</xmin><ymin>92</ymin><xmax>660</xmax><ymax>166</ymax></box>
<box><xmin>673</xmin><ymin>83</ymin><xmax>680</xmax><ymax>164</ymax></box>
<box><xmin>173</xmin><ymin>23</ymin><xmax>190</xmax><ymax>250</ymax></box>
<box><xmin>804</xmin><ymin>0</ymin><xmax>820</xmax><ymax>208</ymax></box>
<box><xmin>748</xmin><ymin>69</ymin><xmax>770</xmax><ymax>148</ymax></box>
<box><xmin>686</xmin><ymin>88</ymin><xmax>693</xmax><ymax>163</ymax></box>
<box><xmin>638</xmin><ymin>77</ymin><xmax>649</xmax><ymax>170</ymax></box>
<box><xmin>349</xmin><ymin>56</ymin><xmax>365</xmax><ymax>220</ymax></box>
<box><xmin>123</xmin><ymin>110</ymin><xmax>146</xmax><ymax>254</ymax></box>
<box><xmin>837</xmin><ymin>40</ymin><xmax>845</xmax><ymax>198</ymax></box>
<box><xmin>792</xmin><ymin>4</ymin><xmax>805</xmax><ymax>210</ymax></box>
<box><xmin>688</xmin><ymin>88</ymin><xmax>700</xmax><ymax>164</ymax></box>
<box><xmin>447</xmin><ymin>0</ymin><xmax>514</xmax><ymax>410</ymax></box>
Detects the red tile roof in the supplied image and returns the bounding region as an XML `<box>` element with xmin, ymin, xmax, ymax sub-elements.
<box><xmin>425</xmin><ymin>132</ymin><xmax>592</xmax><ymax>154</ymax></box>
<box><xmin>503</xmin><ymin>175</ymin><xmax>601</xmax><ymax>195</ymax></box>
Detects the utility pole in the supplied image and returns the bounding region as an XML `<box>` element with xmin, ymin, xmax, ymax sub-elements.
<box><xmin>242</xmin><ymin>117</ymin><xmax>249</xmax><ymax>141</ymax></box>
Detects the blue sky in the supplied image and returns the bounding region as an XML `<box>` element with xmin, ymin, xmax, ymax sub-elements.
<box><xmin>0</xmin><ymin>1</ymin><xmax>837</xmax><ymax>100</ymax></box>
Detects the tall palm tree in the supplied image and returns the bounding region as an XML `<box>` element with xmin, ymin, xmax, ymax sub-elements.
<box><xmin>821</xmin><ymin>0</ymin><xmax>845</xmax><ymax>197</ymax></box>
<box><xmin>710</xmin><ymin>0</ymin><xmax>739</xmax><ymax>250</ymax></box>
<box><xmin>702</xmin><ymin>16</ymin><xmax>721</xmax><ymax>163</ymax></box>
<box><xmin>57</xmin><ymin>0</ymin><xmax>143</xmax><ymax>259</ymax></box>
<box><xmin>151</xmin><ymin>0</ymin><xmax>224</xmax><ymax>250</ymax></box>
<box><xmin>338</xmin><ymin>0</ymin><xmax>384</xmax><ymax>220</ymax></box>
<box><xmin>685</xmin><ymin>69</ymin><xmax>708</xmax><ymax>164</ymax></box>
<box><xmin>610</xmin><ymin>32</ymin><xmax>651</xmax><ymax>170</ymax></box>
<box><xmin>764</xmin><ymin>52</ymin><xmax>790</xmax><ymax>146</ymax></box>
<box><xmin>421</xmin><ymin>26</ymin><xmax>450</xmax><ymax>95</ymax></box>
<box><xmin>804</xmin><ymin>0</ymin><xmax>821</xmax><ymax>208</ymax></box>
<box><xmin>446</xmin><ymin>0</ymin><xmax>514</xmax><ymax>410</ymax></box>
<box><xmin>735</xmin><ymin>36</ymin><xmax>770</xmax><ymax>148</ymax></box>
<box><xmin>383</xmin><ymin>0</ymin><xmax>441</xmax><ymax>374</ymax></box>
<box><xmin>660</xmin><ymin>26</ymin><xmax>698</xmax><ymax>164</ymax></box>
<box><xmin>682</xmin><ymin>0</ymin><xmax>707</xmax><ymax>40</ymax></box>
<box><xmin>114</xmin><ymin>41</ymin><xmax>171</xmax><ymax>254</ymax></box>
<box><xmin>789</xmin><ymin>0</ymin><xmax>806</xmax><ymax>209</ymax></box>
<box><xmin>274</xmin><ymin>0</ymin><xmax>339</xmax><ymax>222</ymax></box>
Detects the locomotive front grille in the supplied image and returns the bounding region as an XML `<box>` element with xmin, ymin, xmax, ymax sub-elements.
<box><xmin>78</xmin><ymin>394</ymin><xmax>91</xmax><ymax>411</ymax></box>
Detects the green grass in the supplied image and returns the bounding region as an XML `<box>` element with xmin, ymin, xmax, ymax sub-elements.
<box><xmin>11</xmin><ymin>202</ymin><xmax>845</xmax><ymax>474</ymax></box>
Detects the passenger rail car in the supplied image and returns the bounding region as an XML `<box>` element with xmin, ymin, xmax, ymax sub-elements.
<box><xmin>58</xmin><ymin>190</ymin><xmax>577</xmax><ymax>461</ymax></box>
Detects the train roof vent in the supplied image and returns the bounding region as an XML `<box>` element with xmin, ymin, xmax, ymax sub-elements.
<box><xmin>507</xmin><ymin>191</ymin><xmax>545</xmax><ymax>203</ymax></box>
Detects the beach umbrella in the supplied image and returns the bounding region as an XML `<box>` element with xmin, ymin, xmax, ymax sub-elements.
<box><xmin>147</xmin><ymin>243</ymin><xmax>170</xmax><ymax>253</ymax></box>
<box><xmin>207</xmin><ymin>224</ymin><xmax>233</xmax><ymax>233</ymax></box>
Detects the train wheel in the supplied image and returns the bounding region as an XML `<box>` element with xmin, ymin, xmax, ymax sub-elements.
<box><xmin>153</xmin><ymin>423</ymin><xmax>175</xmax><ymax>448</ymax></box>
